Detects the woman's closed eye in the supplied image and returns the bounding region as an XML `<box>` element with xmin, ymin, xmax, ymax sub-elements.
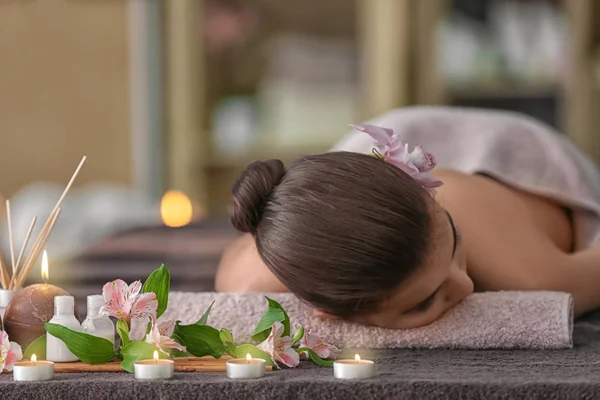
<box><xmin>411</xmin><ymin>291</ymin><xmax>438</xmax><ymax>313</ymax></box>
<box><xmin>455</xmin><ymin>227</ymin><xmax>463</xmax><ymax>247</ymax></box>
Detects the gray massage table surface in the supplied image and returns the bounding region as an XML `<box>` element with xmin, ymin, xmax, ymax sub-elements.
<box><xmin>2</xmin><ymin>312</ymin><xmax>600</xmax><ymax>400</ymax></box>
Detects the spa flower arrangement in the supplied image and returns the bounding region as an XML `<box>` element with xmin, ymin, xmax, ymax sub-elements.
<box><xmin>3</xmin><ymin>264</ymin><xmax>338</xmax><ymax>373</ymax></box>
<box><xmin>0</xmin><ymin>330</ymin><xmax>22</xmax><ymax>372</ymax></box>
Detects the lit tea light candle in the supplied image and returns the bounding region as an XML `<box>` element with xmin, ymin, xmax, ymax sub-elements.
<box><xmin>333</xmin><ymin>354</ymin><xmax>375</xmax><ymax>380</ymax></box>
<box><xmin>226</xmin><ymin>353</ymin><xmax>266</xmax><ymax>379</ymax></box>
<box><xmin>134</xmin><ymin>350</ymin><xmax>175</xmax><ymax>380</ymax></box>
<box><xmin>13</xmin><ymin>354</ymin><xmax>54</xmax><ymax>381</ymax></box>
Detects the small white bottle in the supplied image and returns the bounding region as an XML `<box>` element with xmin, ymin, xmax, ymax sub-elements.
<box><xmin>46</xmin><ymin>296</ymin><xmax>82</xmax><ymax>362</ymax></box>
<box><xmin>82</xmin><ymin>294</ymin><xmax>115</xmax><ymax>346</ymax></box>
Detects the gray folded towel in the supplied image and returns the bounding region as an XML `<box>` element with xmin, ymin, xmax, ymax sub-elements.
<box><xmin>164</xmin><ymin>291</ymin><xmax>573</xmax><ymax>349</ymax></box>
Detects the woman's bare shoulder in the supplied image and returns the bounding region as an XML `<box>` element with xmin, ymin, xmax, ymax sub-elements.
<box><xmin>435</xmin><ymin>170</ymin><xmax>572</xmax><ymax>251</ymax></box>
<box><xmin>434</xmin><ymin>170</ymin><xmax>570</xmax><ymax>291</ymax></box>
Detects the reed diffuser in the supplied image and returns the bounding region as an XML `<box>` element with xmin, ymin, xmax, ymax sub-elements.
<box><xmin>0</xmin><ymin>156</ymin><xmax>87</xmax><ymax>321</ymax></box>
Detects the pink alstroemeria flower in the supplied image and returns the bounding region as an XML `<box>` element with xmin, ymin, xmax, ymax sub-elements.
<box><xmin>128</xmin><ymin>318</ymin><xmax>148</xmax><ymax>341</ymax></box>
<box><xmin>298</xmin><ymin>329</ymin><xmax>340</xmax><ymax>360</ymax></box>
<box><xmin>0</xmin><ymin>330</ymin><xmax>23</xmax><ymax>372</ymax></box>
<box><xmin>145</xmin><ymin>318</ymin><xmax>186</xmax><ymax>355</ymax></box>
<box><xmin>100</xmin><ymin>279</ymin><xmax>158</xmax><ymax>324</ymax></box>
<box><xmin>257</xmin><ymin>322</ymin><xmax>300</xmax><ymax>368</ymax></box>
<box><xmin>128</xmin><ymin>316</ymin><xmax>178</xmax><ymax>342</ymax></box>
<box><xmin>350</xmin><ymin>123</ymin><xmax>443</xmax><ymax>193</ymax></box>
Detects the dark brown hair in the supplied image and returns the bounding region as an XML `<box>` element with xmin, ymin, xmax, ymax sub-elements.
<box><xmin>230</xmin><ymin>152</ymin><xmax>431</xmax><ymax>317</ymax></box>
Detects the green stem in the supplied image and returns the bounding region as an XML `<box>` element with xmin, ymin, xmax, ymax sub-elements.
<box><xmin>292</xmin><ymin>326</ymin><xmax>305</xmax><ymax>346</ymax></box>
<box><xmin>295</xmin><ymin>347</ymin><xmax>334</xmax><ymax>367</ymax></box>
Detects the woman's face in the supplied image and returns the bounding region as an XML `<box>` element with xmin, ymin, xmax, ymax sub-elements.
<box><xmin>355</xmin><ymin>203</ymin><xmax>474</xmax><ymax>329</ymax></box>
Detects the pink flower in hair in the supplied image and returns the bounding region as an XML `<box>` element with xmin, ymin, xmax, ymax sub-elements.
<box><xmin>350</xmin><ymin>123</ymin><xmax>443</xmax><ymax>193</ymax></box>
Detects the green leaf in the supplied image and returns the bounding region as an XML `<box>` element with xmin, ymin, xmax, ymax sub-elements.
<box><xmin>142</xmin><ymin>264</ymin><xmax>171</xmax><ymax>318</ymax></box>
<box><xmin>251</xmin><ymin>307</ymin><xmax>284</xmax><ymax>342</ymax></box>
<box><xmin>219</xmin><ymin>328</ymin><xmax>236</xmax><ymax>357</ymax></box>
<box><xmin>23</xmin><ymin>334</ymin><xmax>46</xmax><ymax>360</ymax></box>
<box><xmin>234</xmin><ymin>344</ymin><xmax>274</xmax><ymax>366</ymax></box>
<box><xmin>223</xmin><ymin>344</ymin><xmax>236</xmax><ymax>358</ymax></box>
<box><xmin>292</xmin><ymin>326</ymin><xmax>305</xmax><ymax>346</ymax></box>
<box><xmin>173</xmin><ymin>322</ymin><xmax>225</xmax><ymax>359</ymax></box>
<box><xmin>219</xmin><ymin>328</ymin><xmax>234</xmax><ymax>344</ymax></box>
<box><xmin>44</xmin><ymin>323</ymin><xmax>116</xmax><ymax>364</ymax></box>
<box><xmin>308</xmin><ymin>349</ymin><xmax>333</xmax><ymax>367</ymax></box>
<box><xmin>120</xmin><ymin>341</ymin><xmax>168</xmax><ymax>373</ymax></box>
<box><xmin>296</xmin><ymin>348</ymin><xmax>333</xmax><ymax>367</ymax></box>
<box><xmin>251</xmin><ymin>297</ymin><xmax>290</xmax><ymax>342</ymax></box>
<box><xmin>196</xmin><ymin>301</ymin><xmax>214</xmax><ymax>325</ymax></box>
<box><xmin>170</xmin><ymin>348</ymin><xmax>191</xmax><ymax>358</ymax></box>
<box><xmin>116</xmin><ymin>320</ymin><xmax>130</xmax><ymax>348</ymax></box>
<box><xmin>267</xmin><ymin>297</ymin><xmax>291</xmax><ymax>336</ymax></box>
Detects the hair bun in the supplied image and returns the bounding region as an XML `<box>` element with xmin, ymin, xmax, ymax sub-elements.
<box><xmin>230</xmin><ymin>159</ymin><xmax>286</xmax><ymax>234</ymax></box>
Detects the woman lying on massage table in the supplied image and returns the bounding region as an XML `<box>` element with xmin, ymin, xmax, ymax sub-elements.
<box><xmin>215</xmin><ymin>107</ymin><xmax>600</xmax><ymax>329</ymax></box>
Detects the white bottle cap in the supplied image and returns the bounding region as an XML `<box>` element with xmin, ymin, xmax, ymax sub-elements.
<box><xmin>54</xmin><ymin>295</ymin><xmax>75</xmax><ymax>315</ymax></box>
<box><xmin>87</xmin><ymin>294</ymin><xmax>105</xmax><ymax>317</ymax></box>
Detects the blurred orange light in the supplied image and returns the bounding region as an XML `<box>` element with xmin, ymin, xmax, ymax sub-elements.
<box><xmin>161</xmin><ymin>190</ymin><xmax>193</xmax><ymax>228</ymax></box>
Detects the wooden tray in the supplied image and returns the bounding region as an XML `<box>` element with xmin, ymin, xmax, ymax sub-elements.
<box><xmin>6</xmin><ymin>357</ymin><xmax>272</xmax><ymax>373</ymax></box>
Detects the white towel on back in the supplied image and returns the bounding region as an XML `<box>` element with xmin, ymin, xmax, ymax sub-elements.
<box><xmin>332</xmin><ymin>106</ymin><xmax>600</xmax><ymax>250</ymax></box>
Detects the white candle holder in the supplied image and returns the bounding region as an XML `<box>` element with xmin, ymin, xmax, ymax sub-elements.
<box><xmin>13</xmin><ymin>355</ymin><xmax>54</xmax><ymax>381</ymax></box>
<box><xmin>226</xmin><ymin>354</ymin><xmax>266</xmax><ymax>379</ymax></box>
<box><xmin>134</xmin><ymin>351</ymin><xmax>174</xmax><ymax>380</ymax></box>
<box><xmin>333</xmin><ymin>354</ymin><xmax>375</xmax><ymax>380</ymax></box>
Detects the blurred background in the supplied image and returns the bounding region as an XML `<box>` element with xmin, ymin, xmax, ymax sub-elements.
<box><xmin>0</xmin><ymin>0</ymin><xmax>599</xmax><ymax>305</ymax></box>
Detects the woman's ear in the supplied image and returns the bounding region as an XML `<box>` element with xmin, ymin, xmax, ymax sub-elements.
<box><xmin>311</xmin><ymin>309</ymin><xmax>340</xmax><ymax>320</ymax></box>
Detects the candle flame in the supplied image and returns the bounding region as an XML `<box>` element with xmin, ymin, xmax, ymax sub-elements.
<box><xmin>41</xmin><ymin>250</ymin><xmax>49</xmax><ymax>282</ymax></box>
<box><xmin>153</xmin><ymin>350</ymin><xmax>159</xmax><ymax>361</ymax></box>
<box><xmin>31</xmin><ymin>354</ymin><xmax>37</xmax><ymax>363</ymax></box>
<box><xmin>246</xmin><ymin>353</ymin><xmax>252</xmax><ymax>361</ymax></box>
<box><xmin>161</xmin><ymin>190</ymin><xmax>193</xmax><ymax>228</ymax></box>
<box><xmin>355</xmin><ymin>354</ymin><xmax>361</xmax><ymax>362</ymax></box>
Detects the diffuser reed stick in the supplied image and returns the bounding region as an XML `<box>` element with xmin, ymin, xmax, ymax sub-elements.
<box><xmin>0</xmin><ymin>156</ymin><xmax>86</xmax><ymax>290</ymax></box>
<box><xmin>14</xmin><ymin>209</ymin><xmax>61</xmax><ymax>289</ymax></box>
<box><xmin>5</xmin><ymin>200</ymin><xmax>16</xmax><ymax>277</ymax></box>
<box><xmin>14</xmin><ymin>216</ymin><xmax>37</xmax><ymax>273</ymax></box>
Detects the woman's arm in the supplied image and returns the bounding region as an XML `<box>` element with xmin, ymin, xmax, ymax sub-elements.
<box><xmin>541</xmin><ymin>248</ymin><xmax>600</xmax><ymax>317</ymax></box>
<box><xmin>215</xmin><ymin>234</ymin><xmax>288</xmax><ymax>292</ymax></box>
